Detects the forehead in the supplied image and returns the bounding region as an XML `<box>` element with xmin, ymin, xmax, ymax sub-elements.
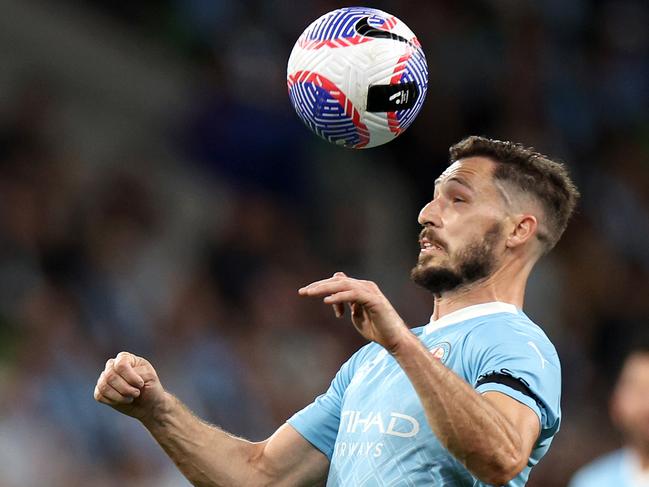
<box><xmin>435</xmin><ymin>156</ymin><xmax>497</xmax><ymax>190</ymax></box>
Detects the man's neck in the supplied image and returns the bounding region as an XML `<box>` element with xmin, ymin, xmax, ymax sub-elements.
<box><xmin>431</xmin><ymin>261</ymin><xmax>530</xmax><ymax>321</ymax></box>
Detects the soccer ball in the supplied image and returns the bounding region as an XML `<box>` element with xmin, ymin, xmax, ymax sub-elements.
<box><xmin>287</xmin><ymin>7</ymin><xmax>428</xmax><ymax>149</ymax></box>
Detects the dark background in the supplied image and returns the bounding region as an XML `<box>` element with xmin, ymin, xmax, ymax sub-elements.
<box><xmin>0</xmin><ymin>0</ymin><xmax>647</xmax><ymax>485</ymax></box>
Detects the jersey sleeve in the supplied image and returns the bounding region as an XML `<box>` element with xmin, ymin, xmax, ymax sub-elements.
<box><xmin>465</xmin><ymin>319</ymin><xmax>562</xmax><ymax>439</ymax></box>
<box><xmin>286</xmin><ymin>349</ymin><xmax>363</xmax><ymax>460</ymax></box>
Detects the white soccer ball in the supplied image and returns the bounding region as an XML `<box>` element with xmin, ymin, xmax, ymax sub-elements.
<box><xmin>287</xmin><ymin>7</ymin><xmax>428</xmax><ymax>149</ymax></box>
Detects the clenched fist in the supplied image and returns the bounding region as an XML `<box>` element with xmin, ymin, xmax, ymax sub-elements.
<box><xmin>94</xmin><ymin>351</ymin><xmax>168</xmax><ymax>422</ymax></box>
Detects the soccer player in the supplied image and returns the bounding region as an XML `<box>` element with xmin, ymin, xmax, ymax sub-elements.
<box><xmin>94</xmin><ymin>136</ymin><xmax>579</xmax><ymax>486</ymax></box>
<box><xmin>569</xmin><ymin>340</ymin><xmax>649</xmax><ymax>487</ymax></box>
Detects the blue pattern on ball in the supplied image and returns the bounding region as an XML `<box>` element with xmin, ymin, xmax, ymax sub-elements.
<box><xmin>397</xmin><ymin>49</ymin><xmax>428</xmax><ymax>131</ymax></box>
<box><xmin>288</xmin><ymin>80</ymin><xmax>362</xmax><ymax>147</ymax></box>
<box><xmin>304</xmin><ymin>7</ymin><xmax>388</xmax><ymax>42</ymax></box>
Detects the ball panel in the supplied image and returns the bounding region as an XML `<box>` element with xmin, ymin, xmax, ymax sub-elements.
<box><xmin>289</xmin><ymin>41</ymin><xmax>410</xmax><ymax>117</ymax></box>
<box><xmin>288</xmin><ymin>71</ymin><xmax>369</xmax><ymax>148</ymax></box>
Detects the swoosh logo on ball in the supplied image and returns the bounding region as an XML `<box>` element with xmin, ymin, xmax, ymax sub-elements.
<box><xmin>354</xmin><ymin>16</ymin><xmax>412</xmax><ymax>45</ymax></box>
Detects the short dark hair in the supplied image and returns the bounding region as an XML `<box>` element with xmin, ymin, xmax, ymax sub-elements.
<box><xmin>449</xmin><ymin>135</ymin><xmax>580</xmax><ymax>252</ymax></box>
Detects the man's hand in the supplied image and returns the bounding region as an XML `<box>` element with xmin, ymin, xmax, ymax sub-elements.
<box><xmin>299</xmin><ymin>272</ymin><xmax>410</xmax><ymax>352</ymax></box>
<box><xmin>94</xmin><ymin>351</ymin><xmax>168</xmax><ymax>423</ymax></box>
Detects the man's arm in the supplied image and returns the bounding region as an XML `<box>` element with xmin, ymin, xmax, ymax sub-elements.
<box><xmin>390</xmin><ymin>333</ymin><xmax>539</xmax><ymax>485</ymax></box>
<box><xmin>94</xmin><ymin>352</ymin><xmax>329</xmax><ymax>487</ymax></box>
<box><xmin>300</xmin><ymin>274</ymin><xmax>540</xmax><ymax>485</ymax></box>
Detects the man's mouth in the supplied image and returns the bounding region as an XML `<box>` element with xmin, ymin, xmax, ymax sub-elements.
<box><xmin>419</xmin><ymin>237</ymin><xmax>445</xmax><ymax>253</ymax></box>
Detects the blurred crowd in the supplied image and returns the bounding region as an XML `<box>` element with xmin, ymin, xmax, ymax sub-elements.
<box><xmin>0</xmin><ymin>1</ymin><xmax>647</xmax><ymax>486</ymax></box>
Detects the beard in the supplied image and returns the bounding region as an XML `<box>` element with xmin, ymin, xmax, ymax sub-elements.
<box><xmin>410</xmin><ymin>222</ymin><xmax>503</xmax><ymax>295</ymax></box>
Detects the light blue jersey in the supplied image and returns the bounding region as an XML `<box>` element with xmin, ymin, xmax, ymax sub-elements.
<box><xmin>288</xmin><ymin>302</ymin><xmax>561</xmax><ymax>486</ymax></box>
<box><xmin>569</xmin><ymin>449</ymin><xmax>642</xmax><ymax>487</ymax></box>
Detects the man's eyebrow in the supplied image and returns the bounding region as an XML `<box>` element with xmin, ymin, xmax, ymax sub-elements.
<box><xmin>434</xmin><ymin>176</ymin><xmax>474</xmax><ymax>191</ymax></box>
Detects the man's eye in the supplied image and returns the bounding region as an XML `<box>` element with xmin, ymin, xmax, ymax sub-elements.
<box><xmin>453</xmin><ymin>197</ymin><xmax>465</xmax><ymax>203</ymax></box>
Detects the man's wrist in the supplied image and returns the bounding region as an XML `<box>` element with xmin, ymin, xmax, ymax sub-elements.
<box><xmin>385</xmin><ymin>327</ymin><xmax>421</xmax><ymax>357</ymax></box>
<box><xmin>141</xmin><ymin>391</ymin><xmax>175</xmax><ymax>430</ymax></box>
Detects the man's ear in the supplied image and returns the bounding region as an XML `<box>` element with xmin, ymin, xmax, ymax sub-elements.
<box><xmin>506</xmin><ymin>214</ymin><xmax>538</xmax><ymax>249</ymax></box>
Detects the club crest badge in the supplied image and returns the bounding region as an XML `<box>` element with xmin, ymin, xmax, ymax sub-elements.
<box><xmin>429</xmin><ymin>342</ymin><xmax>451</xmax><ymax>364</ymax></box>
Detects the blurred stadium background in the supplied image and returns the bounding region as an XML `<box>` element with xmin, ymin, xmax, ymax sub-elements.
<box><xmin>0</xmin><ymin>0</ymin><xmax>647</xmax><ymax>485</ymax></box>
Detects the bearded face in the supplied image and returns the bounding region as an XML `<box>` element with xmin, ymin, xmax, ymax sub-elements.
<box><xmin>411</xmin><ymin>222</ymin><xmax>503</xmax><ymax>295</ymax></box>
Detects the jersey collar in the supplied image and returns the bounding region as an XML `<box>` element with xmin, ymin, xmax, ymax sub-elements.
<box><xmin>424</xmin><ymin>301</ymin><xmax>519</xmax><ymax>335</ymax></box>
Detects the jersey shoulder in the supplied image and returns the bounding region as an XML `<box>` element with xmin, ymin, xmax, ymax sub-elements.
<box><xmin>345</xmin><ymin>339</ymin><xmax>386</xmax><ymax>370</ymax></box>
<box><xmin>465</xmin><ymin>311</ymin><xmax>558</xmax><ymax>355</ymax></box>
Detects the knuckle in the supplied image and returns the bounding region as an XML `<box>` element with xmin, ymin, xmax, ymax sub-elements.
<box><xmin>114</xmin><ymin>361</ymin><xmax>128</xmax><ymax>373</ymax></box>
<box><xmin>115</xmin><ymin>353</ymin><xmax>131</xmax><ymax>367</ymax></box>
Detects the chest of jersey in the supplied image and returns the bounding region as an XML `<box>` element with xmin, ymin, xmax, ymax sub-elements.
<box><xmin>329</xmin><ymin>329</ymin><xmax>475</xmax><ymax>486</ymax></box>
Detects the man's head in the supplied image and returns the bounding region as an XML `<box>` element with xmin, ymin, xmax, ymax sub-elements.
<box><xmin>411</xmin><ymin>135</ymin><xmax>580</xmax><ymax>295</ymax></box>
<box><xmin>611</xmin><ymin>342</ymin><xmax>649</xmax><ymax>453</ymax></box>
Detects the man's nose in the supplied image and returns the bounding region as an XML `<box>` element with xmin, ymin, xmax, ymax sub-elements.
<box><xmin>418</xmin><ymin>199</ymin><xmax>442</xmax><ymax>227</ymax></box>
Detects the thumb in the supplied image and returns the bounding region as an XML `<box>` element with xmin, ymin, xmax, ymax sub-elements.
<box><xmin>133</xmin><ymin>363</ymin><xmax>160</xmax><ymax>385</ymax></box>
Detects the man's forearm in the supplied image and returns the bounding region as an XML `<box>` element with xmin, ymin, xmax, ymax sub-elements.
<box><xmin>391</xmin><ymin>332</ymin><xmax>525</xmax><ymax>485</ymax></box>
<box><xmin>141</xmin><ymin>393</ymin><xmax>265</xmax><ymax>487</ymax></box>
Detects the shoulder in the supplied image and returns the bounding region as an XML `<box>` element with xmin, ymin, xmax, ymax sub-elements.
<box><xmin>468</xmin><ymin>311</ymin><xmax>550</xmax><ymax>338</ymax></box>
<box><xmin>464</xmin><ymin>312</ymin><xmax>561</xmax><ymax>382</ymax></box>
<box><xmin>344</xmin><ymin>340</ymin><xmax>385</xmax><ymax>371</ymax></box>
<box><xmin>465</xmin><ymin>312</ymin><xmax>558</xmax><ymax>356</ymax></box>
<box><xmin>570</xmin><ymin>450</ymin><xmax>628</xmax><ymax>487</ymax></box>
